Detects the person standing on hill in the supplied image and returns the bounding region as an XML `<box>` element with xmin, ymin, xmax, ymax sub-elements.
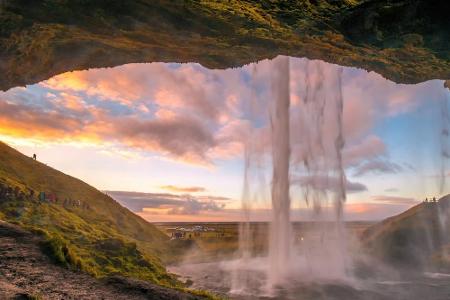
<box><xmin>32</xmin><ymin>154</ymin><xmax>36</xmax><ymax>160</ymax></box>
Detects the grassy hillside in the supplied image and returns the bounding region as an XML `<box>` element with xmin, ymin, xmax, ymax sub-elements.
<box><xmin>0</xmin><ymin>0</ymin><xmax>449</xmax><ymax>91</ymax></box>
<box><xmin>363</xmin><ymin>195</ymin><xmax>450</xmax><ymax>270</ymax></box>
<box><xmin>0</xmin><ymin>141</ymin><xmax>191</xmax><ymax>287</ymax></box>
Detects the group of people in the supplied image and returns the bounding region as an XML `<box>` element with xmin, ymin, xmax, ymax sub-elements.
<box><xmin>0</xmin><ymin>182</ymin><xmax>90</xmax><ymax>210</ymax></box>
<box><xmin>63</xmin><ymin>198</ymin><xmax>90</xmax><ymax>210</ymax></box>
<box><xmin>424</xmin><ymin>197</ymin><xmax>439</xmax><ymax>203</ymax></box>
<box><xmin>0</xmin><ymin>183</ymin><xmax>34</xmax><ymax>202</ymax></box>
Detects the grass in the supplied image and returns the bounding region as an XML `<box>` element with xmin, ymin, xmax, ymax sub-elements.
<box><xmin>0</xmin><ymin>141</ymin><xmax>209</xmax><ymax>294</ymax></box>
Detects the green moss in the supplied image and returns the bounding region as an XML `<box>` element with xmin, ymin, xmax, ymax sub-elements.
<box><xmin>0</xmin><ymin>0</ymin><xmax>448</xmax><ymax>91</ymax></box>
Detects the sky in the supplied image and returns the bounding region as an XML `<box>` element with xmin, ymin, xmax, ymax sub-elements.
<box><xmin>0</xmin><ymin>56</ymin><xmax>449</xmax><ymax>222</ymax></box>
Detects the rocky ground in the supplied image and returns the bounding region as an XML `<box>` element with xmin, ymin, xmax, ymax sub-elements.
<box><xmin>0</xmin><ymin>220</ymin><xmax>204</xmax><ymax>300</ymax></box>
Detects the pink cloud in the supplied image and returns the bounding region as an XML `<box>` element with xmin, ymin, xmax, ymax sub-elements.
<box><xmin>370</xmin><ymin>195</ymin><xmax>419</xmax><ymax>205</ymax></box>
<box><xmin>343</xmin><ymin>92</ymin><xmax>375</xmax><ymax>140</ymax></box>
<box><xmin>110</xmin><ymin>115</ymin><xmax>217</xmax><ymax>164</ymax></box>
<box><xmin>292</xmin><ymin>175</ymin><xmax>368</xmax><ymax>193</ymax></box>
<box><xmin>353</xmin><ymin>160</ymin><xmax>403</xmax><ymax>176</ymax></box>
<box><xmin>343</xmin><ymin>135</ymin><xmax>386</xmax><ymax>167</ymax></box>
<box><xmin>343</xmin><ymin>69</ymin><xmax>444</xmax><ymax>118</ymax></box>
<box><xmin>2</xmin><ymin>57</ymin><xmax>446</xmax><ymax>171</ymax></box>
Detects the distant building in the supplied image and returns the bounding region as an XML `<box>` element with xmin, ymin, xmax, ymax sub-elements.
<box><xmin>171</xmin><ymin>232</ymin><xmax>183</xmax><ymax>239</ymax></box>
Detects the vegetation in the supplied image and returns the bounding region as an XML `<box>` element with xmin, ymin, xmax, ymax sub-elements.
<box><xmin>0</xmin><ymin>141</ymin><xmax>207</xmax><ymax>295</ymax></box>
<box><xmin>0</xmin><ymin>0</ymin><xmax>448</xmax><ymax>91</ymax></box>
<box><xmin>157</xmin><ymin>221</ymin><xmax>373</xmax><ymax>263</ymax></box>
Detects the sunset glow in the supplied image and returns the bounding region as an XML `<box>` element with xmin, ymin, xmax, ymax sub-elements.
<box><xmin>1</xmin><ymin>58</ymin><xmax>449</xmax><ymax>222</ymax></box>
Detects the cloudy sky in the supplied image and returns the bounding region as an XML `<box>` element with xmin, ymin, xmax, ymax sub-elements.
<box><xmin>1</xmin><ymin>56</ymin><xmax>449</xmax><ymax>222</ymax></box>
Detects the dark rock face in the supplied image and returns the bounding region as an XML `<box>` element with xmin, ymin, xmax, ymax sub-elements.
<box><xmin>363</xmin><ymin>195</ymin><xmax>450</xmax><ymax>271</ymax></box>
<box><xmin>342</xmin><ymin>0</ymin><xmax>449</xmax><ymax>50</ymax></box>
<box><xmin>0</xmin><ymin>0</ymin><xmax>449</xmax><ymax>91</ymax></box>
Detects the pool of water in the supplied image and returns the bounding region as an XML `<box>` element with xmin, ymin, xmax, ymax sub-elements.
<box><xmin>169</xmin><ymin>260</ymin><xmax>450</xmax><ymax>300</ymax></box>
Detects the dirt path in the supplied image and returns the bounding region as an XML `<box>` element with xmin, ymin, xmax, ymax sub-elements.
<box><xmin>0</xmin><ymin>221</ymin><xmax>204</xmax><ymax>300</ymax></box>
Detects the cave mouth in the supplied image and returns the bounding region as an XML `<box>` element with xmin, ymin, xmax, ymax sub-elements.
<box><xmin>1</xmin><ymin>1</ymin><xmax>450</xmax><ymax>299</ymax></box>
<box><xmin>1</xmin><ymin>54</ymin><xmax>450</xmax><ymax>299</ymax></box>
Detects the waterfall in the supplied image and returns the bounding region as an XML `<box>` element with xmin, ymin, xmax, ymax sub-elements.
<box><xmin>439</xmin><ymin>90</ymin><xmax>450</xmax><ymax>193</ymax></box>
<box><xmin>233</xmin><ymin>56</ymin><xmax>349</xmax><ymax>293</ymax></box>
<box><xmin>290</xmin><ymin>59</ymin><xmax>348</xmax><ymax>278</ymax></box>
<box><xmin>268</xmin><ymin>56</ymin><xmax>291</xmax><ymax>286</ymax></box>
<box><xmin>231</xmin><ymin>64</ymin><xmax>269</xmax><ymax>294</ymax></box>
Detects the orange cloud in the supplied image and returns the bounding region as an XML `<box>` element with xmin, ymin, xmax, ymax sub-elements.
<box><xmin>0</xmin><ymin>100</ymin><xmax>85</xmax><ymax>140</ymax></box>
<box><xmin>160</xmin><ymin>185</ymin><xmax>206</xmax><ymax>193</ymax></box>
<box><xmin>42</xmin><ymin>66</ymin><xmax>147</xmax><ymax>104</ymax></box>
<box><xmin>58</xmin><ymin>92</ymin><xmax>86</xmax><ymax>112</ymax></box>
<box><xmin>44</xmin><ymin>72</ymin><xmax>90</xmax><ymax>92</ymax></box>
<box><xmin>154</xmin><ymin>108</ymin><xmax>176</xmax><ymax>120</ymax></box>
<box><xmin>343</xmin><ymin>199</ymin><xmax>419</xmax><ymax>220</ymax></box>
<box><xmin>154</xmin><ymin>89</ymin><xmax>184</xmax><ymax>107</ymax></box>
<box><xmin>345</xmin><ymin>203</ymin><xmax>372</xmax><ymax>214</ymax></box>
